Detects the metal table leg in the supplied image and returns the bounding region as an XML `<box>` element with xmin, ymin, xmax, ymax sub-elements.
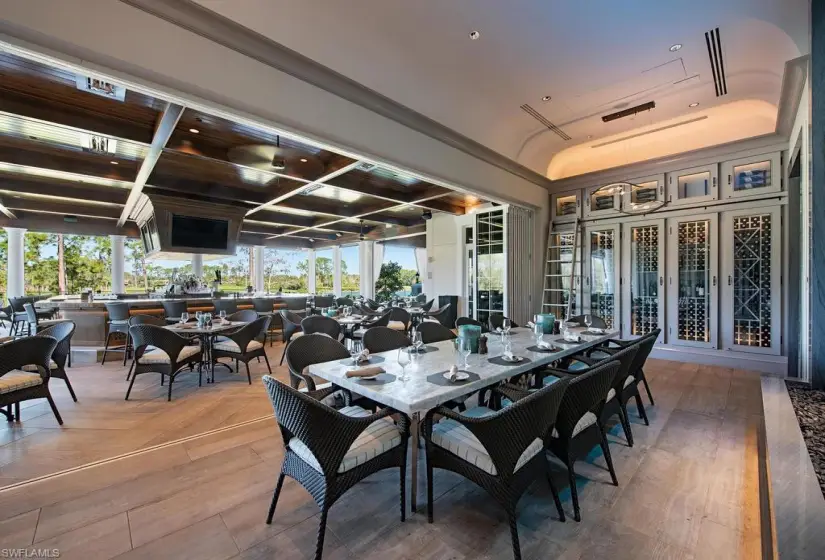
<box><xmin>410</xmin><ymin>411</ymin><xmax>420</xmax><ymax>511</ymax></box>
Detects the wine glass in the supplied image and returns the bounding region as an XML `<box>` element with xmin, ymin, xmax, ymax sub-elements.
<box><xmin>180</xmin><ymin>311</ymin><xmax>189</xmax><ymax>324</ymax></box>
<box><xmin>502</xmin><ymin>317</ymin><xmax>512</xmax><ymax>334</ymax></box>
<box><xmin>458</xmin><ymin>337</ymin><xmax>471</xmax><ymax>370</ymax></box>
<box><xmin>584</xmin><ymin>314</ymin><xmax>593</xmax><ymax>330</ymax></box>
<box><xmin>397</xmin><ymin>347</ymin><xmax>411</xmax><ymax>381</ymax></box>
<box><xmin>533</xmin><ymin>322</ymin><xmax>544</xmax><ymax>346</ymax></box>
<box><xmin>218</xmin><ymin>310</ymin><xmax>227</xmax><ymax>323</ymax></box>
<box><xmin>503</xmin><ymin>332</ymin><xmax>513</xmax><ymax>356</ymax></box>
<box><xmin>411</xmin><ymin>329</ymin><xmax>423</xmax><ymax>354</ymax></box>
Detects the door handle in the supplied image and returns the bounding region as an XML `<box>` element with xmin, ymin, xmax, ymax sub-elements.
<box><xmin>659</xmin><ymin>276</ymin><xmax>663</xmax><ymax>286</ymax></box>
<box><xmin>713</xmin><ymin>276</ymin><xmax>717</xmax><ymax>287</ymax></box>
<box><xmin>728</xmin><ymin>275</ymin><xmax>732</xmax><ymax>286</ymax></box>
<box><xmin>728</xmin><ymin>174</ymin><xmax>732</xmax><ymax>185</ymax></box>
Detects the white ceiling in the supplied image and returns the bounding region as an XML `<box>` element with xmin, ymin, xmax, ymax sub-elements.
<box><xmin>194</xmin><ymin>0</ymin><xmax>808</xmax><ymax>178</ymax></box>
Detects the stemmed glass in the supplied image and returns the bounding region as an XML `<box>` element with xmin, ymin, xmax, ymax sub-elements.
<box><xmin>502</xmin><ymin>317</ymin><xmax>512</xmax><ymax>335</ymax></box>
<box><xmin>195</xmin><ymin>311</ymin><xmax>203</xmax><ymax>326</ymax></box>
<box><xmin>411</xmin><ymin>329</ymin><xmax>423</xmax><ymax>354</ymax></box>
<box><xmin>584</xmin><ymin>314</ymin><xmax>593</xmax><ymax>331</ymax></box>
<box><xmin>180</xmin><ymin>311</ymin><xmax>189</xmax><ymax>324</ymax></box>
<box><xmin>533</xmin><ymin>322</ymin><xmax>544</xmax><ymax>346</ymax></box>
<box><xmin>218</xmin><ymin>310</ymin><xmax>227</xmax><ymax>323</ymax></box>
<box><xmin>458</xmin><ymin>337</ymin><xmax>471</xmax><ymax>370</ymax></box>
<box><xmin>397</xmin><ymin>347</ymin><xmax>411</xmax><ymax>382</ymax></box>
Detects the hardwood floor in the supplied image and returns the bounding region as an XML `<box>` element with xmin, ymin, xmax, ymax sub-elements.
<box><xmin>0</xmin><ymin>351</ymin><xmax>763</xmax><ymax>559</ymax></box>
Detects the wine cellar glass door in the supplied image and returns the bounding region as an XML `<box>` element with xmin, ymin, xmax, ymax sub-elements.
<box><xmin>667</xmin><ymin>213</ymin><xmax>719</xmax><ymax>348</ymax></box>
<box><xmin>621</xmin><ymin>219</ymin><xmax>665</xmax><ymax>342</ymax></box>
<box><xmin>720</xmin><ymin>207</ymin><xmax>781</xmax><ymax>354</ymax></box>
<box><xmin>584</xmin><ymin>224</ymin><xmax>620</xmax><ymax>329</ymax></box>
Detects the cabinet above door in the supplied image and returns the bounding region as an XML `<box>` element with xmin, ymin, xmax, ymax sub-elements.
<box><xmin>720</xmin><ymin>152</ymin><xmax>782</xmax><ymax>200</ymax></box>
<box><xmin>666</xmin><ymin>164</ymin><xmax>719</xmax><ymax>207</ymax></box>
<box><xmin>584</xmin><ymin>183</ymin><xmax>622</xmax><ymax>218</ymax></box>
<box><xmin>551</xmin><ymin>191</ymin><xmax>581</xmax><ymax>224</ymax></box>
<box><xmin>622</xmin><ymin>173</ymin><xmax>666</xmax><ymax>213</ymax></box>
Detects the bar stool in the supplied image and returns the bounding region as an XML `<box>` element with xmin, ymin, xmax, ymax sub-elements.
<box><xmin>252</xmin><ymin>298</ymin><xmax>279</xmax><ymax>345</ymax></box>
<box><xmin>102</xmin><ymin>302</ymin><xmax>131</xmax><ymax>366</ymax></box>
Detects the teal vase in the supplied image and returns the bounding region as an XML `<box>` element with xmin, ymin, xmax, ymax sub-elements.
<box><xmin>457</xmin><ymin>324</ymin><xmax>482</xmax><ymax>353</ymax></box>
<box><xmin>537</xmin><ymin>313</ymin><xmax>556</xmax><ymax>334</ymax></box>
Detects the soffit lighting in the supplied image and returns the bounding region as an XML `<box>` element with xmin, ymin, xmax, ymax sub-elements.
<box><xmin>469</xmin><ymin>30</ymin><xmax>480</xmax><ymax>40</ymax></box>
<box><xmin>669</xmin><ymin>44</ymin><xmax>682</xmax><ymax>52</ymax></box>
<box><xmin>689</xmin><ymin>102</ymin><xmax>700</xmax><ymax>107</ymax></box>
<box><xmin>300</xmin><ymin>158</ymin><xmax>308</xmax><ymax>163</ymax></box>
<box><xmin>541</xmin><ymin>95</ymin><xmax>551</xmax><ymax>102</ymax></box>
<box><xmin>110</xmin><ymin>161</ymin><xmax>118</xmax><ymax>165</ymax></box>
<box><xmin>189</xmin><ymin>128</ymin><xmax>200</xmax><ymax>134</ymax></box>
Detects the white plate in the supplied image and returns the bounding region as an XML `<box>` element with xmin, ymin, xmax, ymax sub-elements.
<box><xmin>443</xmin><ymin>371</ymin><xmax>470</xmax><ymax>382</ymax></box>
<box><xmin>502</xmin><ymin>355</ymin><xmax>523</xmax><ymax>363</ymax></box>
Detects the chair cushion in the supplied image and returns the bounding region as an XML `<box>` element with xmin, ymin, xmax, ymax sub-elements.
<box><xmin>0</xmin><ymin>371</ymin><xmax>44</xmax><ymax>394</ymax></box>
<box><xmin>606</xmin><ymin>375</ymin><xmax>636</xmax><ymax>402</ymax></box>
<box><xmin>21</xmin><ymin>360</ymin><xmax>58</xmax><ymax>372</ymax></box>
<box><xmin>288</xmin><ymin>406</ymin><xmax>403</xmax><ymax>474</ymax></box>
<box><xmin>388</xmin><ymin>321</ymin><xmax>407</xmax><ymax>331</ymax></box>
<box><xmin>139</xmin><ymin>345</ymin><xmax>201</xmax><ymax>365</ymax></box>
<box><xmin>300</xmin><ymin>382</ymin><xmax>340</xmax><ymax>408</ymax></box>
<box><xmin>568</xmin><ymin>360</ymin><xmax>588</xmax><ymax>371</ymax></box>
<box><xmin>430</xmin><ymin>406</ymin><xmax>544</xmax><ymax>475</ymax></box>
<box><xmin>213</xmin><ymin>339</ymin><xmax>264</xmax><ymax>354</ymax></box>
<box><xmin>423</xmin><ymin>317</ymin><xmax>440</xmax><ymax>323</ymax></box>
<box><xmin>109</xmin><ymin>319</ymin><xmax>130</xmax><ymax>326</ymax></box>
<box><xmin>553</xmin><ymin>411</ymin><xmax>597</xmax><ymax>438</ymax></box>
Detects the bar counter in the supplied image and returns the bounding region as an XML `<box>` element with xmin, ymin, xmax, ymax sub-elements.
<box><xmin>38</xmin><ymin>294</ymin><xmax>309</xmax><ymax>347</ymax></box>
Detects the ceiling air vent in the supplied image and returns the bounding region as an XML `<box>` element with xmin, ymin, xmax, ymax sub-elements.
<box><xmin>520</xmin><ymin>104</ymin><xmax>571</xmax><ymax>141</ymax></box>
<box><xmin>357</xmin><ymin>162</ymin><xmax>378</xmax><ymax>172</ymax></box>
<box><xmin>705</xmin><ymin>27</ymin><xmax>728</xmax><ymax>96</ymax></box>
<box><xmin>601</xmin><ymin>101</ymin><xmax>656</xmax><ymax>123</ymax></box>
<box><xmin>81</xmin><ymin>134</ymin><xmax>117</xmax><ymax>154</ymax></box>
<box><xmin>75</xmin><ymin>75</ymin><xmax>126</xmax><ymax>101</ymax></box>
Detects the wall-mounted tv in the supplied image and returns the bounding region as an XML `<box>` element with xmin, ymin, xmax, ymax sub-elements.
<box><xmin>170</xmin><ymin>214</ymin><xmax>229</xmax><ymax>250</ymax></box>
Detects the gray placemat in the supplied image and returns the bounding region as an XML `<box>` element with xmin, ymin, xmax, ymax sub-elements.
<box><xmin>350</xmin><ymin>372</ymin><xmax>396</xmax><ymax>385</ymax></box>
<box><xmin>527</xmin><ymin>345</ymin><xmax>564</xmax><ymax>353</ymax></box>
<box><xmin>427</xmin><ymin>370</ymin><xmax>480</xmax><ymax>386</ymax></box>
<box><xmin>488</xmin><ymin>355</ymin><xmax>533</xmax><ymax>366</ymax></box>
<box><xmin>552</xmin><ymin>338</ymin><xmax>582</xmax><ymax>345</ymax></box>
<box><xmin>338</xmin><ymin>355</ymin><xmax>386</xmax><ymax>366</ymax></box>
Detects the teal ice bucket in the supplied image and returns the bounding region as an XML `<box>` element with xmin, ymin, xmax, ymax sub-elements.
<box><xmin>457</xmin><ymin>324</ymin><xmax>482</xmax><ymax>353</ymax></box>
<box><xmin>536</xmin><ymin>313</ymin><xmax>556</xmax><ymax>334</ymax></box>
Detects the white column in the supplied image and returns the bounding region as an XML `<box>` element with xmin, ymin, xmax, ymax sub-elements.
<box><xmin>191</xmin><ymin>254</ymin><xmax>203</xmax><ymax>278</ymax></box>
<box><xmin>5</xmin><ymin>227</ymin><xmax>25</xmax><ymax>299</ymax></box>
<box><xmin>254</xmin><ymin>246</ymin><xmax>265</xmax><ymax>292</ymax></box>
<box><xmin>307</xmin><ymin>248</ymin><xmax>317</xmax><ymax>293</ymax></box>
<box><xmin>358</xmin><ymin>241</ymin><xmax>374</xmax><ymax>298</ymax></box>
<box><xmin>110</xmin><ymin>235</ymin><xmax>126</xmax><ymax>294</ymax></box>
<box><xmin>332</xmin><ymin>246</ymin><xmax>342</xmax><ymax>296</ymax></box>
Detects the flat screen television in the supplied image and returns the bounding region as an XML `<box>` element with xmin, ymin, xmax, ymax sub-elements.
<box><xmin>170</xmin><ymin>214</ymin><xmax>229</xmax><ymax>250</ymax></box>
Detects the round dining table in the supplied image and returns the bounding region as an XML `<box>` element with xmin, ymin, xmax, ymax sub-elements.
<box><xmin>164</xmin><ymin>320</ymin><xmax>248</xmax><ymax>383</ymax></box>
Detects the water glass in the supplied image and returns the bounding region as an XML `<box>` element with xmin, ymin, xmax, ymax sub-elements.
<box><xmin>533</xmin><ymin>322</ymin><xmax>544</xmax><ymax>345</ymax></box>
<box><xmin>458</xmin><ymin>337</ymin><xmax>471</xmax><ymax>370</ymax></box>
<box><xmin>584</xmin><ymin>314</ymin><xmax>593</xmax><ymax>329</ymax></box>
<box><xmin>397</xmin><ymin>347</ymin><xmax>412</xmax><ymax>381</ymax></box>
<box><xmin>502</xmin><ymin>317</ymin><xmax>512</xmax><ymax>334</ymax></box>
<box><xmin>411</xmin><ymin>329</ymin><xmax>423</xmax><ymax>353</ymax></box>
<box><xmin>219</xmin><ymin>310</ymin><xmax>227</xmax><ymax>322</ymax></box>
<box><xmin>180</xmin><ymin>312</ymin><xmax>189</xmax><ymax>324</ymax></box>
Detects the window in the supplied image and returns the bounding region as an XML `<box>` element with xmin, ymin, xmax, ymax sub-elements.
<box><xmin>263</xmin><ymin>249</ymin><xmax>307</xmax><ymax>294</ymax></box>
<box><xmin>315</xmin><ymin>248</ymin><xmax>334</xmax><ymax>293</ymax></box>
<box><xmin>341</xmin><ymin>245</ymin><xmax>360</xmax><ymax>296</ymax></box>
<box><xmin>381</xmin><ymin>245</ymin><xmax>418</xmax><ymax>296</ymax></box>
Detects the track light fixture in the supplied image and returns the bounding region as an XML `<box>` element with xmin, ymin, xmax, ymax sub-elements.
<box><xmin>358</xmin><ymin>219</ymin><xmax>365</xmax><ymax>240</ymax></box>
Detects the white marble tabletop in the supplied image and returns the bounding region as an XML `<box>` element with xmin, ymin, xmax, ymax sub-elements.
<box><xmin>308</xmin><ymin>326</ymin><xmax>618</xmax><ymax>415</ymax></box>
<box><xmin>164</xmin><ymin>320</ymin><xmax>247</xmax><ymax>335</ymax></box>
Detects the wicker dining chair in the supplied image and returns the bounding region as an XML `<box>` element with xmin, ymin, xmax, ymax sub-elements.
<box><xmin>126</xmin><ymin>324</ymin><xmax>203</xmax><ymax>401</ymax></box>
<box><xmin>420</xmin><ymin>299</ymin><xmax>435</xmax><ymax>313</ymax></box>
<box><xmin>125</xmin><ymin>314</ymin><xmax>168</xmax><ymax>380</ymax></box>
<box><xmin>455</xmin><ymin>316</ymin><xmax>489</xmax><ymax>333</ymax></box>
<box><xmin>0</xmin><ymin>336</ymin><xmax>61</xmax><ymax>424</ymax></box>
<box><xmin>212</xmin><ymin>316</ymin><xmax>272</xmax><ymax>383</ymax></box>
<box><xmin>424</xmin><ymin>376</ymin><xmax>572</xmax><ymax>559</ymax></box>
<box><xmin>362</xmin><ymin>326</ymin><xmax>409</xmax><ymax>354</ymax></box>
<box><xmin>423</xmin><ymin>303</ymin><xmax>451</xmax><ymax>327</ymax></box>
<box><xmin>30</xmin><ymin>322</ymin><xmax>78</xmax><ymax>402</ymax></box>
<box><xmin>415</xmin><ymin>321</ymin><xmax>456</xmax><ymax>344</ymax></box>
<box><xmin>279</xmin><ymin>310</ymin><xmax>304</xmax><ymax>366</ymax></box>
<box><xmin>567</xmin><ymin>314</ymin><xmax>609</xmax><ymax>329</ymax></box>
<box><xmin>590</xmin><ymin>329</ymin><xmax>660</xmax><ymax>408</ymax></box>
<box><xmin>501</xmin><ymin>360</ymin><xmax>621</xmax><ymax>522</ymax></box>
<box><xmin>213</xmin><ymin>299</ymin><xmax>239</xmax><ymax>315</ymax></box>
<box><xmin>488</xmin><ymin>314</ymin><xmax>520</xmax><ymax>331</ymax></box>
<box><xmin>301</xmin><ymin>315</ymin><xmax>341</xmax><ymax>339</ymax></box>
<box><xmin>23</xmin><ymin>303</ymin><xmax>65</xmax><ymax>336</ymax></box>
<box><xmin>262</xmin><ymin>375</ymin><xmax>410</xmax><ymax>560</ymax></box>
<box><xmin>336</xmin><ymin>297</ymin><xmax>354</xmax><ymax>307</ymax></box>
<box><xmin>387</xmin><ymin>308</ymin><xmax>411</xmax><ymax>331</ymax></box>
<box><xmin>161</xmin><ymin>300</ymin><xmax>188</xmax><ymax>324</ymax></box>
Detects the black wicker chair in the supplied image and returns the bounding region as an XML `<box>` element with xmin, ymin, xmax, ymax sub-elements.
<box><xmin>424</xmin><ymin>376</ymin><xmax>572</xmax><ymax>559</ymax></box>
<box><xmin>279</xmin><ymin>310</ymin><xmax>304</xmax><ymax>366</ymax></box>
<box><xmin>387</xmin><ymin>308</ymin><xmax>411</xmax><ymax>332</ymax></box>
<box><xmin>415</xmin><ymin>321</ymin><xmax>456</xmax><ymax>344</ymax></box>
<box><xmin>0</xmin><ymin>336</ymin><xmax>61</xmax><ymax>424</ymax></box>
<box><xmin>502</xmin><ymin>360</ymin><xmax>621</xmax><ymax>522</ymax></box>
<box><xmin>336</xmin><ymin>297</ymin><xmax>354</xmax><ymax>307</ymax></box>
<box><xmin>161</xmin><ymin>300</ymin><xmax>188</xmax><ymax>324</ymax></box>
<box><xmin>455</xmin><ymin>316</ymin><xmax>489</xmax><ymax>333</ymax></box>
<box><xmin>262</xmin><ymin>375</ymin><xmax>410</xmax><ymax>560</ymax></box>
<box><xmin>0</xmin><ymin>304</ymin><xmax>11</xmax><ymax>330</ymax></box>
<box><xmin>568</xmin><ymin>314</ymin><xmax>608</xmax><ymax>329</ymax></box>
<box><xmin>212</xmin><ymin>316</ymin><xmax>272</xmax><ymax>383</ymax></box>
<box><xmin>591</xmin><ymin>329</ymin><xmax>659</xmax><ymax>408</ymax></box>
<box><xmin>364</xmin><ymin>298</ymin><xmax>381</xmax><ymax>310</ymax></box>
<box><xmin>252</xmin><ymin>299</ymin><xmax>280</xmax><ymax>345</ymax></box>
<box><xmin>424</xmin><ymin>303</ymin><xmax>451</xmax><ymax>327</ymax></box>
<box><xmin>213</xmin><ymin>299</ymin><xmax>239</xmax><ymax>315</ymax></box>
<box><xmin>126</xmin><ymin>324</ymin><xmax>203</xmax><ymax>401</ymax></box>
<box><xmin>420</xmin><ymin>299</ymin><xmax>435</xmax><ymax>313</ymax></box>
<box><xmin>30</xmin><ymin>322</ymin><xmax>77</xmax><ymax>402</ymax></box>
<box><xmin>125</xmin><ymin>315</ymin><xmax>167</xmax><ymax>380</ymax></box>
<box><xmin>226</xmin><ymin>309</ymin><xmax>258</xmax><ymax>323</ymax></box>
<box><xmin>301</xmin><ymin>315</ymin><xmax>341</xmax><ymax>340</ymax></box>
<box><xmin>22</xmin><ymin>303</ymin><xmax>65</xmax><ymax>336</ymax></box>
<box><xmin>488</xmin><ymin>314</ymin><xmax>520</xmax><ymax>331</ymax></box>
<box><xmin>362</xmin><ymin>326</ymin><xmax>409</xmax><ymax>354</ymax></box>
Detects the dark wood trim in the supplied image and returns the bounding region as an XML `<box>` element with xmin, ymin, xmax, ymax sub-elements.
<box><xmin>0</xmin><ymin>213</ymin><xmax>138</xmax><ymax>236</ymax></box>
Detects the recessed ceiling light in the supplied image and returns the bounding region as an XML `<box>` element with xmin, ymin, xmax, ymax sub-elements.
<box><xmin>110</xmin><ymin>161</ymin><xmax>119</xmax><ymax>165</ymax></box>
<box><xmin>300</xmin><ymin>158</ymin><xmax>308</xmax><ymax>163</ymax></box>
<box><xmin>335</xmin><ymin>232</ymin><xmax>342</xmax><ymax>238</ymax></box>
<box><xmin>541</xmin><ymin>95</ymin><xmax>552</xmax><ymax>102</ymax></box>
<box><xmin>587</xmin><ymin>135</ymin><xmax>593</xmax><ymax>140</ymax></box>
<box><xmin>189</xmin><ymin>128</ymin><xmax>199</xmax><ymax>134</ymax></box>
<box><xmin>669</xmin><ymin>44</ymin><xmax>682</xmax><ymax>52</ymax></box>
<box><xmin>689</xmin><ymin>102</ymin><xmax>700</xmax><ymax>107</ymax></box>
<box><xmin>469</xmin><ymin>30</ymin><xmax>480</xmax><ymax>40</ymax></box>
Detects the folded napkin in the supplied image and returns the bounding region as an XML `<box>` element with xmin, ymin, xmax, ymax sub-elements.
<box><xmin>563</xmin><ymin>331</ymin><xmax>582</xmax><ymax>343</ymax></box>
<box><xmin>447</xmin><ymin>365</ymin><xmax>461</xmax><ymax>381</ymax></box>
<box><xmin>352</xmin><ymin>349</ymin><xmax>371</xmax><ymax>364</ymax></box>
<box><xmin>345</xmin><ymin>366</ymin><xmax>385</xmax><ymax>378</ymax></box>
<box><xmin>526</xmin><ymin>321</ymin><xmax>536</xmax><ymax>328</ymax></box>
<box><xmin>503</xmin><ymin>350</ymin><xmax>515</xmax><ymax>360</ymax></box>
<box><xmin>537</xmin><ymin>341</ymin><xmax>553</xmax><ymax>349</ymax></box>
<box><xmin>587</xmin><ymin>327</ymin><xmax>605</xmax><ymax>334</ymax></box>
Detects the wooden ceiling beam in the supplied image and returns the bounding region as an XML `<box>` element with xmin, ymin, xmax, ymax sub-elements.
<box><xmin>0</xmin><ymin>177</ymin><xmax>129</xmax><ymax>205</ymax></box>
<box><xmin>2</xmin><ymin>198</ymin><xmax>123</xmax><ymax>220</ymax></box>
<box><xmin>0</xmin><ymin>91</ymin><xmax>154</xmax><ymax>144</ymax></box>
<box><xmin>118</xmin><ymin>102</ymin><xmax>185</xmax><ymax>226</ymax></box>
<box><xmin>238</xmin><ymin>231</ymin><xmax>310</xmax><ymax>249</ymax></box>
<box><xmin>0</xmin><ymin>142</ymin><xmax>137</xmax><ymax>181</ymax></box>
<box><xmin>0</xmin><ymin>212</ymin><xmax>138</xmax><ymax>237</ymax></box>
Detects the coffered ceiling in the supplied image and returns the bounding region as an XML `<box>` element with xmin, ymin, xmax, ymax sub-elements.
<box><xmin>194</xmin><ymin>0</ymin><xmax>809</xmax><ymax>177</ymax></box>
<box><xmin>0</xmin><ymin>49</ymin><xmax>482</xmax><ymax>246</ymax></box>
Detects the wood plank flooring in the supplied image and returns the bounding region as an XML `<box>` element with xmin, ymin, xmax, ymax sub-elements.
<box><xmin>0</xmin><ymin>349</ymin><xmax>764</xmax><ymax>559</ymax></box>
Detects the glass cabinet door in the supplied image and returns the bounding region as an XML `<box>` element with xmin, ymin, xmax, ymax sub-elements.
<box><xmin>666</xmin><ymin>164</ymin><xmax>719</xmax><ymax>206</ymax></box>
<box><xmin>621</xmin><ymin>220</ymin><xmax>665</xmax><ymax>341</ymax></box>
<box><xmin>720</xmin><ymin>152</ymin><xmax>782</xmax><ymax>199</ymax></box>
<box><xmin>720</xmin><ymin>208</ymin><xmax>781</xmax><ymax>354</ymax></box>
<box><xmin>551</xmin><ymin>191</ymin><xmax>580</xmax><ymax>223</ymax></box>
<box><xmin>622</xmin><ymin>173</ymin><xmax>665</xmax><ymax>213</ymax></box>
<box><xmin>584</xmin><ymin>225</ymin><xmax>620</xmax><ymax>329</ymax></box>
<box><xmin>475</xmin><ymin>208</ymin><xmax>505</xmax><ymax>325</ymax></box>
<box><xmin>543</xmin><ymin>226</ymin><xmax>581</xmax><ymax>321</ymax></box>
<box><xmin>584</xmin><ymin>184</ymin><xmax>622</xmax><ymax>218</ymax></box>
<box><xmin>667</xmin><ymin>214</ymin><xmax>718</xmax><ymax>348</ymax></box>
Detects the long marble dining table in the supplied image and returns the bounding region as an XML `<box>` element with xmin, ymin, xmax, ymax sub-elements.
<box><xmin>307</xmin><ymin>325</ymin><xmax>619</xmax><ymax>510</ymax></box>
